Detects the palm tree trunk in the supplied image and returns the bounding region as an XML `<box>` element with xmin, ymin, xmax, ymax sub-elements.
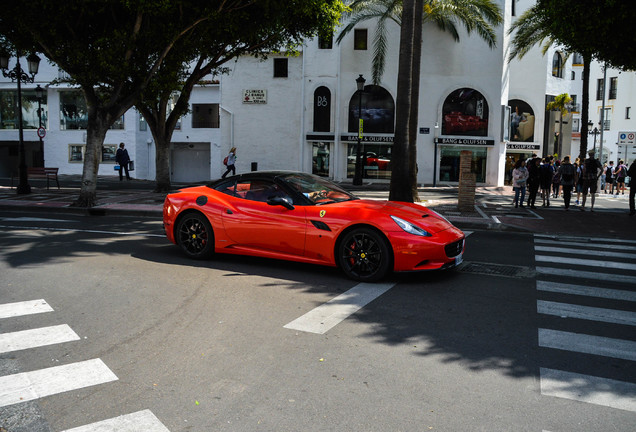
<box><xmin>389</xmin><ymin>0</ymin><xmax>415</xmax><ymax>202</ymax></box>
<box><xmin>408</xmin><ymin>0</ymin><xmax>423</xmax><ymax>202</ymax></box>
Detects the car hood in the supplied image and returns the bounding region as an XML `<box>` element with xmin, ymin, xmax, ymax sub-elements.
<box><xmin>344</xmin><ymin>199</ymin><xmax>455</xmax><ymax>234</ymax></box>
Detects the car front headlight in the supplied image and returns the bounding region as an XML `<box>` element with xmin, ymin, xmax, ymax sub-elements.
<box><xmin>391</xmin><ymin>216</ymin><xmax>432</xmax><ymax>237</ymax></box>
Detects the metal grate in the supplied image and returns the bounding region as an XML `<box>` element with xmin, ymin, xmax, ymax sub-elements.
<box><xmin>458</xmin><ymin>261</ymin><xmax>535</xmax><ymax>279</ymax></box>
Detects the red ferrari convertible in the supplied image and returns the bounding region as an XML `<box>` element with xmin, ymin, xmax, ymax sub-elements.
<box><xmin>163</xmin><ymin>171</ymin><xmax>465</xmax><ymax>281</ymax></box>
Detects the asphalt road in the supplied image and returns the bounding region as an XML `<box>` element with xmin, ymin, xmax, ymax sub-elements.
<box><xmin>0</xmin><ymin>210</ymin><xmax>635</xmax><ymax>432</ymax></box>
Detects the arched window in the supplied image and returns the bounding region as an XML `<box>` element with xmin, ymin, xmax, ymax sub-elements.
<box><xmin>508</xmin><ymin>99</ymin><xmax>535</xmax><ymax>142</ymax></box>
<box><xmin>552</xmin><ymin>52</ymin><xmax>564</xmax><ymax>78</ymax></box>
<box><xmin>313</xmin><ymin>86</ymin><xmax>331</xmax><ymax>132</ymax></box>
<box><xmin>442</xmin><ymin>88</ymin><xmax>489</xmax><ymax>136</ymax></box>
<box><xmin>348</xmin><ymin>85</ymin><xmax>394</xmax><ymax>134</ymax></box>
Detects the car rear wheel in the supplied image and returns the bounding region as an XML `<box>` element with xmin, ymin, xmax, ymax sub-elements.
<box><xmin>338</xmin><ymin>227</ymin><xmax>391</xmax><ymax>282</ymax></box>
<box><xmin>176</xmin><ymin>212</ymin><xmax>214</xmax><ymax>259</ymax></box>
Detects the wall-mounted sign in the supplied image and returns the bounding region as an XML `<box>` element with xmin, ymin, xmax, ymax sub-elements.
<box><xmin>419</xmin><ymin>127</ymin><xmax>430</xmax><ymax>134</ymax></box>
<box><xmin>341</xmin><ymin>135</ymin><xmax>394</xmax><ymax>143</ymax></box>
<box><xmin>506</xmin><ymin>142</ymin><xmax>540</xmax><ymax>150</ymax></box>
<box><xmin>434</xmin><ymin>137</ymin><xmax>495</xmax><ymax>146</ymax></box>
<box><xmin>243</xmin><ymin>89</ymin><xmax>267</xmax><ymax>104</ymax></box>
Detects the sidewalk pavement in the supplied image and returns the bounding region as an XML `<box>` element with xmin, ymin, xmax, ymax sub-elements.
<box><xmin>1</xmin><ymin>174</ymin><xmax>634</xmax><ymax>239</ymax></box>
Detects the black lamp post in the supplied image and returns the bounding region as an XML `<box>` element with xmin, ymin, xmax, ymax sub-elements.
<box><xmin>35</xmin><ymin>84</ymin><xmax>44</xmax><ymax>167</ymax></box>
<box><xmin>353</xmin><ymin>74</ymin><xmax>366</xmax><ymax>186</ymax></box>
<box><xmin>588</xmin><ymin>120</ymin><xmax>600</xmax><ymax>155</ymax></box>
<box><xmin>0</xmin><ymin>50</ymin><xmax>41</xmax><ymax>194</ymax></box>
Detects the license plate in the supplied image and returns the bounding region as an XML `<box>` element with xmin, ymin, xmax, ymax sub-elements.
<box><xmin>455</xmin><ymin>254</ymin><xmax>463</xmax><ymax>266</ymax></box>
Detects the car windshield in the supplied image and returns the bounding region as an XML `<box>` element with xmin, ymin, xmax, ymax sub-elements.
<box><xmin>279</xmin><ymin>173</ymin><xmax>358</xmax><ymax>205</ymax></box>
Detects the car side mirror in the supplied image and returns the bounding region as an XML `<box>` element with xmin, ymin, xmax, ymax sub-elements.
<box><xmin>267</xmin><ymin>196</ymin><xmax>294</xmax><ymax>210</ymax></box>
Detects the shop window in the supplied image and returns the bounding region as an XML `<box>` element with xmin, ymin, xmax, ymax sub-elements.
<box><xmin>443</xmin><ymin>88</ymin><xmax>489</xmax><ymax>137</ymax></box>
<box><xmin>508</xmin><ymin>99</ymin><xmax>534</xmax><ymax>142</ymax></box>
<box><xmin>274</xmin><ymin>58</ymin><xmax>288</xmax><ymax>78</ymax></box>
<box><xmin>0</xmin><ymin>89</ymin><xmax>48</xmax><ymax>130</ymax></box>
<box><xmin>439</xmin><ymin>146</ymin><xmax>487</xmax><ymax>183</ymax></box>
<box><xmin>312</xmin><ymin>142</ymin><xmax>330</xmax><ymax>177</ymax></box>
<box><xmin>552</xmin><ymin>52</ymin><xmax>564</xmax><ymax>78</ymax></box>
<box><xmin>609</xmin><ymin>77</ymin><xmax>618</xmax><ymax>99</ymax></box>
<box><xmin>192</xmin><ymin>103</ymin><xmax>220</xmax><ymax>128</ymax></box>
<box><xmin>354</xmin><ymin>29</ymin><xmax>367</xmax><ymax>50</ymax></box>
<box><xmin>69</xmin><ymin>144</ymin><xmax>85</xmax><ymax>162</ymax></box>
<box><xmin>313</xmin><ymin>86</ymin><xmax>331</xmax><ymax>132</ymax></box>
<box><xmin>102</xmin><ymin>144</ymin><xmax>117</xmax><ymax>163</ymax></box>
<box><xmin>346</xmin><ymin>142</ymin><xmax>392</xmax><ymax>180</ymax></box>
<box><xmin>348</xmin><ymin>85</ymin><xmax>394</xmax><ymax>134</ymax></box>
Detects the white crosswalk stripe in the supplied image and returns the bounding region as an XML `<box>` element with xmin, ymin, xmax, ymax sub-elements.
<box><xmin>0</xmin><ymin>299</ymin><xmax>172</xmax><ymax>430</ymax></box>
<box><xmin>533</xmin><ymin>235</ymin><xmax>636</xmax><ymax>413</ymax></box>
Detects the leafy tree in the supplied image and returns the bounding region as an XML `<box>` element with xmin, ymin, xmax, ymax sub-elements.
<box><xmin>537</xmin><ymin>0</ymin><xmax>636</xmax><ymax>71</ymax></box>
<box><xmin>137</xmin><ymin>1</ymin><xmax>345</xmax><ymax>192</ymax></box>
<box><xmin>1</xmin><ymin>1</ymin><xmax>345</xmax><ymax>204</ymax></box>
<box><xmin>337</xmin><ymin>0</ymin><xmax>502</xmax><ymax>201</ymax></box>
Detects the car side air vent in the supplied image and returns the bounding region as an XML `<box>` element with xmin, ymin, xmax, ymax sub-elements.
<box><xmin>310</xmin><ymin>220</ymin><xmax>332</xmax><ymax>232</ymax></box>
<box><xmin>421</xmin><ymin>214</ymin><xmax>429</xmax><ymax>218</ymax></box>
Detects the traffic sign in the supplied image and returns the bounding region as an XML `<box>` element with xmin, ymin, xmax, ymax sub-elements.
<box><xmin>37</xmin><ymin>127</ymin><xmax>46</xmax><ymax>139</ymax></box>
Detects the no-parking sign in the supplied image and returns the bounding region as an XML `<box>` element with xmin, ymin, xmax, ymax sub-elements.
<box><xmin>618</xmin><ymin>131</ymin><xmax>635</xmax><ymax>145</ymax></box>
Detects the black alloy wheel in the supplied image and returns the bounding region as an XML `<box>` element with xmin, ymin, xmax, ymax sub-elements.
<box><xmin>338</xmin><ymin>227</ymin><xmax>391</xmax><ymax>282</ymax></box>
<box><xmin>176</xmin><ymin>212</ymin><xmax>214</xmax><ymax>259</ymax></box>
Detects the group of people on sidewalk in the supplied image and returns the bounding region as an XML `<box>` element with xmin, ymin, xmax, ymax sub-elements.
<box><xmin>512</xmin><ymin>151</ymin><xmax>635</xmax><ymax>215</ymax></box>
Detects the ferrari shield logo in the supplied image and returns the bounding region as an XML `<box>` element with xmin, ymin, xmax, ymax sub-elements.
<box><xmin>319</xmin><ymin>210</ymin><xmax>326</xmax><ymax>218</ymax></box>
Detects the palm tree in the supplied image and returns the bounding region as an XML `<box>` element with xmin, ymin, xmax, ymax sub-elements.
<box><xmin>337</xmin><ymin>0</ymin><xmax>502</xmax><ymax>201</ymax></box>
<box><xmin>546</xmin><ymin>93</ymin><xmax>573</xmax><ymax>158</ymax></box>
<box><xmin>508</xmin><ymin>4</ymin><xmax>592</xmax><ymax>161</ymax></box>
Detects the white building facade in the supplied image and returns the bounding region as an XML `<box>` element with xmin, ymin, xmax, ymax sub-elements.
<box><xmin>3</xmin><ymin>0</ymin><xmax>631</xmax><ymax>186</ymax></box>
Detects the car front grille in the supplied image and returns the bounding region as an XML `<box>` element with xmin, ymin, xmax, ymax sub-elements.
<box><xmin>445</xmin><ymin>239</ymin><xmax>464</xmax><ymax>258</ymax></box>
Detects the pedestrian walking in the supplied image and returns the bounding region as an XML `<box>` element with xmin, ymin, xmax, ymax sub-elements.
<box><xmin>115</xmin><ymin>142</ymin><xmax>131</xmax><ymax>181</ymax></box>
<box><xmin>221</xmin><ymin>147</ymin><xmax>237</xmax><ymax>179</ymax></box>
<box><xmin>512</xmin><ymin>159</ymin><xmax>528</xmax><ymax>208</ymax></box>
<box><xmin>539</xmin><ymin>157</ymin><xmax>553</xmax><ymax>207</ymax></box>
<box><xmin>527</xmin><ymin>156</ymin><xmax>541</xmax><ymax>208</ymax></box>
<box><xmin>579</xmin><ymin>150</ymin><xmax>603</xmax><ymax>211</ymax></box>
<box><xmin>628</xmin><ymin>162</ymin><xmax>636</xmax><ymax>216</ymax></box>
<box><xmin>614</xmin><ymin>160</ymin><xmax>627</xmax><ymax>195</ymax></box>
<box><xmin>551</xmin><ymin>160</ymin><xmax>561</xmax><ymax>198</ymax></box>
<box><xmin>558</xmin><ymin>156</ymin><xmax>576</xmax><ymax>210</ymax></box>
<box><xmin>606</xmin><ymin>161</ymin><xmax>616</xmax><ymax>194</ymax></box>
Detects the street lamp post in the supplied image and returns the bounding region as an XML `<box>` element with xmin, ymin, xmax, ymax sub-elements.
<box><xmin>588</xmin><ymin>121</ymin><xmax>600</xmax><ymax>155</ymax></box>
<box><xmin>0</xmin><ymin>50</ymin><xmax>41</xmax><ymax>194</ymax></box>
<box><xmin>353</xmin><ymin>74</ymin><xmax>365</xmax><ymax>186</ymax></box>
<box><xmin>35</xmin><ymin>84</ymin><xmax>44</xmax><ymax>167</ymax></box>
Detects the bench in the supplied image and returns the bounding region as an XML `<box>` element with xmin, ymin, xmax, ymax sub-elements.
<box><xmin>11</xmin><ymin>167</ymin><xmax>60</xmax><ymax>190</ymax></box>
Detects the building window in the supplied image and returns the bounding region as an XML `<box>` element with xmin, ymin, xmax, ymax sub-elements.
<box><xmin>609</xmin><ymin>77</ymin><xmax>618</xmax><ymax>99</ymax></box>
<box><xmin>138</xmin><ymin>113</ymin><xmax>147</xmax><ymax>131</ymax></box>
<box><xmin>443</xmin><ymin>88</ymin><xmax>489</xmax><ymax>137</ymax></box>
<box><xmin>348</xmin><ymin>84</ymin><xmax>395</xmax><ymax>134</ymax></box>
<box><xmin>192</xmin><ymin>103</ymin><xmax>220</xmax><ymax>128</ymax></box>
<box><xmin>571</xmin><ymin>71</ymin><xmax>575</xmax><ymax>80</ymax></box>
<box><xmin>439</xmin><ymin>146</ymin><xmax>487</xmax><ymax>183</ymax></box>
<box><xmin>572</xmin><ymin>53</ymin><xmax>584</xmax><ymax>65</ymax></box>
<box><xmin>601</xmin><ymin>107</ymin><xmax>611</xmax><ymax>130</ymax></box>
<box><xmin>0</xmin><ymin>89</ymin><xmax>48</xmax><ymax>130</ymax></box>
<box><xmin>596</xmin><ymin>79</ymin><xmax>604</xmax><ymax>101</ymax></box>
<box><xmin>273</xmin><ymin>58</ymin><xmax>288</xmax><ymax>78</ymax></box>
<box><xmin>102</xmin><ymin>144</ymin><xmax>117</xmax><ymax>163</ymax></box>
<box><xmin>508</xmin><ymin>99</ymin><xmax>535</xmax><ymax>142</ymax></box>
<box><xmin>318</xmin><ymin>34</ymin><xmax>333</xmax><ymax>49</ymax></box>
<box><xmin>60</xmin><ymin>90</ymin><xmax>123</xmax><ymax>130</ymax></box>
<box><xmin>552</xmin><ymin>52</ymin><xmax>564</xmax><ymax>78</ymax></box>
<box><xmin>69</xmin><ymin>144</ymin><xmax>85</xmax><ymax>162</ymax></box>
<box><xmin>627</xmin><ymin>107</ymin><xmax>631</xmax><ymax>119</ymax></box>
<box><xmin>354</xmin><ymin>29</ymin><xmax>368</xmax><ymax>50</ymax></box>
<box><xmin>312</xmin><ymin>142</ymin><xmax>330</xmax><ymax>177</ymax></box>
<box><xmin>313</xmin><ymin>86</ymin><xmax>331</xmax><ymax>132</ymax></box>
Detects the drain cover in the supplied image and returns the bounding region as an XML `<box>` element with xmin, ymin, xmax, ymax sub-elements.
<box><xmin>458</xmin><ymin>261</ymin><xmax>534</xmax><ymax>278</ymax></box>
